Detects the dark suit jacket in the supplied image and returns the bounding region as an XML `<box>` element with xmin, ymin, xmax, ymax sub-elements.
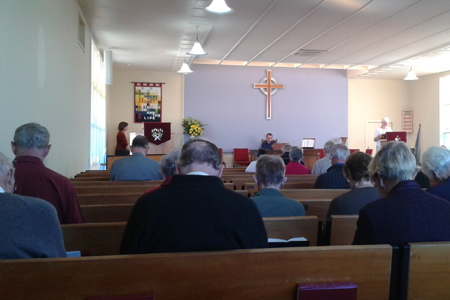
<box><xmin>313</xmin><ymin>164</ymin><xmax>350</xmax><ymax>189</ymax></box>
<box><xmin>427</xmin><ymin>177</ymin><xmax>450</xmax><ymax>202</ymax></box>
<box><xmin>353</xmin><ymin>180</ymin><xmax>450</xmax><ymax>246</ymax></box>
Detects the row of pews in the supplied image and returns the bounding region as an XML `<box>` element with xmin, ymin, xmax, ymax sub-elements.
<box><xmin>0</xmin><ymin>169</ymin><xmax>444</xmax><ymax>299</ymax></box>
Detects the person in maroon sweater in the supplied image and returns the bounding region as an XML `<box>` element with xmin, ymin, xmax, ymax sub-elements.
<box><xmin>11</xmin><ymin>123</ymin><xmax>84</xmax><ymax>224</ymax></box>
<box><xmin>285</xmin><ymin>146</ymin><xmax>309</xmax><ymax>175</ymax></box>
<box><xmin>115</xmin><ymin>121</ymin><xmax>129</xmax><ymax>156</ymax></box>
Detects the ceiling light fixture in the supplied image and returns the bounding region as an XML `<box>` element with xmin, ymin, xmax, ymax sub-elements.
<box><xmin>206</xmin><ymin>0</ymin><xmax>233</xmax><ymax>14</ymax></box>
<box><xmin>187</xmin><ymin>27</ymin><xmax>207</xmax><ymax>56</ymax></box>
<box><xmin>177</xmin><ymin>61</ymin><xmax>193</xmax><ymax>74</ymax></box>
<box><xmin>404</xmin><ymin>67</ymin><xmax>419</xmax><ymax>80</ymax></box>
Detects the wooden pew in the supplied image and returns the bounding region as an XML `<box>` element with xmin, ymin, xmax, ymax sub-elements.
<box><xmin>74</xmin><ymin>182</ymin><xmax>234</xmax><ymax>195</ymax></box>
<box><xmin>280</xmin><ymin>189</ymin><xmax>349</xmax><ymax>200</ymax></box>
<box><xmin>407</xmin><ymin>242</ymin><xmax>450</xmax><ymax>299</ymax></box>
<box><xmin>70</xmin><ymin>177</ymin><xmax>110</xmax><ymax>182</ymax></box>
<box><xmin>0</xmin><ymin>245</ymin><xmax>393</xmax><ymax>300</ymax></box>
<box><xmin>298</xmin><ymin>199</ymin><xmax>332</xmax><ymax>221</ymax></box>
<box><xmin>78</xmin><ymin>190</ymin><xmax>250</xmax><ymax>205</ymax></box>
<box><xmin>62</xmin><ymin>216</ymin><xmax>320</xmax><ymax>255</ymax></box>
<box><xmin>329</xmin><ymin>215</ymin><xmax>358</xmax><ymax>245</ymax></box>
<box><xmin>81</xmin><ymin>204</ymin><xmax>133</xmax><ymax>223</ymax></box>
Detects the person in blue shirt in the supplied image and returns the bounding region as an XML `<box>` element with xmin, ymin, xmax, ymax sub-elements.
<box><xmin>261</xmin><ymin>133</ymin><xmax>275</xmax><ymax>150</ymax></box>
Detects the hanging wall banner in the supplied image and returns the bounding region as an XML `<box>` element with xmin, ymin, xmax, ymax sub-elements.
<box><xmin>134</xmin><ymin>82</ymin><xmax>162</xmax><ymax>123</ymax></box>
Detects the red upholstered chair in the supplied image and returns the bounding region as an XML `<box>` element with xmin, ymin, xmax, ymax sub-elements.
<box><xmin>349</xmin><ymin>149</ymin><xmax>360</xmax><ymax>154</ymax></box>
<box><xmin>233</xmin><ymin>148</ymin><xmax>251</xmax><ymax>168</ymax></box>
<box><xmin>219</xmin><ymin>148</ymin><xmax>226</xmax><ymax>167</ymax></box>
<box><xmin>365</xmin><ymin>149</ymin><xmax>373</xmax><ymax>156</ymax></box>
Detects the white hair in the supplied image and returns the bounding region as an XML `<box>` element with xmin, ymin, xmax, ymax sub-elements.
<box><xmin>422</xmin><ymin>146</ymin><xmax>450</xmax><ymax>182</ymax></box>
<box><xmin>369</xmin><ymin>141</ymin><xmax>416</xmax><ymax>183</ymax></box>
<box><xmin>331</xmin><ymin>144</ymin><xmax>349</xmax><ymax>161</ymax></box>
<box><xmin>323</xmin><ymin>140</ymin><xmax>335</xmax><ymax>154</ymax></box>
<box><xmin>381</xmin><ymin>117</ymin><xmax>390</xmax><ymax>124</ymax></box>
<box><xmin>0</xmin><ymin>152</ymin><xmax>13</xmax><ymax>183</ymax></box>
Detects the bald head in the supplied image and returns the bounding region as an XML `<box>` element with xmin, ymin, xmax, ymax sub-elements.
<box><xmin>177</xmin><ymin>138</ymin><xmax>223</xmax><ymax>176</ymax></box>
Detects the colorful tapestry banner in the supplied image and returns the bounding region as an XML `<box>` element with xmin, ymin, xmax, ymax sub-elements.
<box><xmin>144</xmin><ymin>122</ymin><xmax>171</xmax><ymax>145</ymax></box>
<box><xmin>134</xmin><ymin>82</ymin><xmax>162</xmax><ymax>123</ymax></box>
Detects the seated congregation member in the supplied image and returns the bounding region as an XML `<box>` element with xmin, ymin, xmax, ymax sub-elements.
<box><xmin>414</xmin><ymin>170</ymin><xmax>430</xmax><ymax>188</ymax></box>
<box><xmin>245</xmin><ymin>148</ymin><xmax>267</xmax><ymax>172</ymax></box>
<box><xmin>0</xmin><ymin>152</ymin><xmax>66</xmax><ymax>259</ymax></box>
<box><xmin>353</xmin><ymin>141</ymin><xmax>450</xmax><ymax>246</ymax></box>
<box><xmin>326</xmin><ymin>152</ymin><xmax>379</xmax><ymax>219</ymax></box>
<box><xmin>313</xmin><ymin>144</ymin><xmax>350</xmax><ymax>189</ymax></box>
<box><xmin>280</xmin><ymin>144</ymin><xmax>291</xmax><ymax>165</ymax></box>
<box><xmin>422</xmin><ymin>146</ymin><xmax>450</xmax><ymax>201</ymax></box>
<box><xmin>285</xmin><ymin>146</ymin><xmax>309</xmax><ymax>175</ymax></box>
<box><xmin>145</xmin><ymin>149</ymin><xmax>181</xmax><ymax>193</ymax></box>
<box><xmin>251</xmin><ymin>155</ymin><xmax>305</xmax><ymax>217</ymax></box>
<box><xmin>311</xmin><ymin>140</ymin><xmax>335</xmax><ymax>175</ymax></box>
<box><xmin>120</xmin><ymin>138</ymin><xmax>268</xmax><ymax>254</ymax></box>
<box><xmin>110</xmin><ymin>135</ymin><xmax>162</xmax><ymax>181</ymax></box>
<box><xmin>11</xmin><ymin>123</ymin><xmax>84</xmax><ymax>224</ymax></box>
<box><xmin>261</xmin><ymin>133</ymin><xmax>275</xmax><ymax>150</ymax></box>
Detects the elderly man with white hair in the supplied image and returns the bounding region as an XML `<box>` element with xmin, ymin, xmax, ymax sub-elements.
<box><xmin>311</xmin><ymin>140</ymin><xmax>335</xmax><ymax>175</ymax></box>
<box><xmin>353</xmin><ymin>141</ymin><xmax>450</xmax><ymax>246</ymax></box>
<box><xmin>422</xmin><ymin>146</ymin><xmax>450</xmax><ymax>202</ymax></box>
<box><xmin>0</xmin><ymin>152</ymin><xmax>66</xmax><ymax>259</ymax></box>
<box><xmin>314</xmin><ymin>144</ymin><xmax>350</xmax><ymax>189</ymax></box>
<box><xmin>373</xmin><ymin>117</ymin><xmax>392</xmax><ymax>152</ymax></box>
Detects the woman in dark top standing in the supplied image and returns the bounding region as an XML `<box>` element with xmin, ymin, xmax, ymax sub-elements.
<box><xmin>327</xmin><ymin>152</ymin><xmax>379</xmax><ymax>219</ymax></box>
<box><xmin>115</xmin><ymin>121</ymin><xmax>129</xmax><ymax>156</ymax></box>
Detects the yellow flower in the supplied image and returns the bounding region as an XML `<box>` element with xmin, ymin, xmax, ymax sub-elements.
<box><xmin>189</xmin><ymin>124</ymin><xmax>203</xmax><ymax>136</ymax></box>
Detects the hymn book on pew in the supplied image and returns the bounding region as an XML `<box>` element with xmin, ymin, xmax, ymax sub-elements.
<box><xmin>268</xmin><ymin>237</ymin><xmax>309</xmax><ymax>248</ymax></box>
<box><xmin>297</xmin><ymin>282</ymin><xmax>357</xmax><ymax>300</ymax></box>
<box><xmin>86</xmin><ymin>294</ymin><xmax>154</xmax><ymax>300</ymax></box>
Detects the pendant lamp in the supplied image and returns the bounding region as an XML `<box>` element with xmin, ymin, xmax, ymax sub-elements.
<box><xmin>187</xmin><ymin>27</ymin><xmax>207</xmax><ymax>56</ymax></box>
<box><xmin>177</xmin><ymin>62</ymin><xmax>193</xmax><ymax>74</ymax></box>
<box><xmin>206</xmin><ymin>0</ymin><xmax>233</xmax><ymax>14</ymax></box>
<box><xmin>404</xmin><ymin>67</ymin><xmax>419</xmax><ymax>80</ymax></box>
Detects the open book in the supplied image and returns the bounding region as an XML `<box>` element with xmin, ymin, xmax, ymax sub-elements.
<box><xmin>268</xmin><ymin>237</ymin><xmax>309</xmax><ymax>248</ymax></box>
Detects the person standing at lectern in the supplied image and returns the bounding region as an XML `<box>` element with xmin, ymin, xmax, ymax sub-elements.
<box><xmin>115</xmin><ymin>121</ymin><xmax>129</xmax><ymax>156</ymax></box>
<box><xmin>261</xmin><ymin>133</ymin><xmax>275</xmax><ymax>150</ymax></box>
<box><xmin>373</xmin><ymin>117</ymin><xmax>392</xmax><ymax>152</ymax></box>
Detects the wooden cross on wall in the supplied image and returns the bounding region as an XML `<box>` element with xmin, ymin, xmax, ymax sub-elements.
<box><xmin>253</xmin><ymin>70</ymin><xmax>284</xmax><ymax>119</ymax></box>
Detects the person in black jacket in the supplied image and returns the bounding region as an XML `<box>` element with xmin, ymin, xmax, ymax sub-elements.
<box><xmin>120</xmin><ymin>138</ymin><xmax>268</xmax><ymax>254</ymax></box>
<box><xmin>314</xmin><ymin>144</ymin><xmax>350</xmax><ymax>189</ymax></box>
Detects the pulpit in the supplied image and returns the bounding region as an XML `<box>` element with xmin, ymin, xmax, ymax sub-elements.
<box><xmin>133</xmin><ymin>122</ymin><xmax>174</xmax><ymax>154</ymax></box>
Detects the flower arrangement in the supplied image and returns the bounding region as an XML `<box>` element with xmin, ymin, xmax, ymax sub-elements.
<box><xmin>182</xmin><ymin>117</ymin><xmax>206</xmax><ymax>136</ymax></box>
<box><xmin>189</xmin><ymin>124</ymin><xmax>203</xmax><ymax>136</ymax></box>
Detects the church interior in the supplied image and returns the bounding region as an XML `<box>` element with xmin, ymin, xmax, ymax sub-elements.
<box><xmin>2</xmin><ymin>1</ymin><xmax>450</xmax><ymax>298</ymax></box>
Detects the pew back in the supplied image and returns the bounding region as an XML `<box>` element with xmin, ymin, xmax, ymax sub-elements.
<box><xmin>62</xmin><ymin>217</ymin><xmax>320</xmax><ymax>255</ymax></box>
<box><xmin>329</xmin><ymin>215</ymin><xmax>358</xmax><ymax>245</ymax></box>
<box><xmin>0</xmin><ymin>245</ymin><xmax>393</xmax><ymax>300</ymax></box>
<box><xmin>408</xmin><ymin>242</ymin><xmax>450</xmax><ymax>299</ymax></box>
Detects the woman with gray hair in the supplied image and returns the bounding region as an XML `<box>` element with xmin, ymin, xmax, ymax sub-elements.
<box><xmin>145</xmin><ymin>149</ymin><xmax>181</xmax><ymax>194</ymax></box>
<box><xmin>353</xmin><ymin>141</ymin><xmax>450</xmax><ymax>245</ymax></box>
<box><xmin>285</xmin><ymin>146</ymin><xmax>309</xmax><ymax>175</ymax></box>
<box><xmin>422</xmin><ymin>146</ymin><xmax>450</xmax><ymax>201</ymax></box>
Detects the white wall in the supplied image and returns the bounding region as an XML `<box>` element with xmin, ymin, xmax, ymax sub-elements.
<box><xmin>348</xmin><ymin>79</ymin><xmax>412</xmax><ymax>151</ymax></box>
<box><xmin>410</xmin><ymin>70</ymin><xmax>450</xmax><ymax>160</ymax></box>
<box><xmin>0</xmin><ymin>0</ymin><xmax>91</xmax><ymax>177</ymax></box>
<box><xmin>107</xmin><ymin>69</ymin><xmax>184</xmax><ymax>154</ymax></box>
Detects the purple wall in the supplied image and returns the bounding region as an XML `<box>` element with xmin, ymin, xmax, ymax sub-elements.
<box><xmin>185</xmin><ymin>64</ymin><xmax>348</xmax><ymax>152</ymax></box>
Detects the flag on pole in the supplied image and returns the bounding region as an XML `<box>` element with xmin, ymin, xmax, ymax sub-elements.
<box><xmin>414</xmin><ymin>124</ymin><xmax>421</xmax><ymax>162</ymax></box>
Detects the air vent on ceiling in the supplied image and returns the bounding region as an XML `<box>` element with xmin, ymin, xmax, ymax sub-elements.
<box><xmin>294</xmin><ymin>49</ymin><xmax>327</xmax><ymax>56</ymax></box>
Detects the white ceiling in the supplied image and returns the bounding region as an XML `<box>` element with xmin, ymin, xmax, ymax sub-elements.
<box><xmin>77</xmin><ymin>0</ymin><xmax>450</xmax><ymax>79</ymax></box>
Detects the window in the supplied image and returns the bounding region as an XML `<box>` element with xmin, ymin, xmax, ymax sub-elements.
<box><xmin>90</xmin><ymin>39</ymin><xmax>106</xmax><ymax>169</ymax></box>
